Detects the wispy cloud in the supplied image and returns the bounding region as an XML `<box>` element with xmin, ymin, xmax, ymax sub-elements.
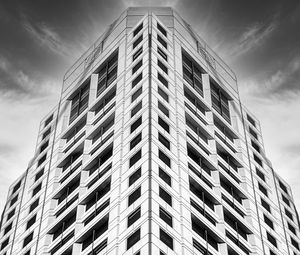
<box><xmin>22</xmin><ymin>18</ymin><xmax>70</xmax><ymax>57</ymax></box>
<box><xmin>0</xmin><ymin>56</ymin><xmax>60</xmax><ymax>99</ymax></box>
<box><xmin>231</xmin><ymin>21</ymin><xmax>276</xmax><ymax>57</ymax></box>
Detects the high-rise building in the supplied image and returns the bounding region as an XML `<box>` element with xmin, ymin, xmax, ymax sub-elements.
<box><xmin>0</xmin><ymin>7</ymin><xmax>299</xmax><ymax>255</ymax></box>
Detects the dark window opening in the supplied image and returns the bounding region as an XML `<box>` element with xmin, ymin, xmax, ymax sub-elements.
<box><xmin>133</xmin><ymin>35</ymin><xmax>143</xmax><ymax>49</ymax></box>
<box><xmin>159</xmin><ymin>150</ymin><xmax>171</xmax><ymax>168</ymax></box>
<box><xmin>133</xmin><ymin>23</ymin><xmax>143</xmax><ymax>37</ymax></box>
<box><xmin>158</xmin><ymin>101</ymin><xmax>169</xmax><ymax>117</ymax></box>
<box><xmin>157</xmin><ymin>23</ymin><xmax>167</xmax><ymax>37</ymax></box>
<box><xmin>132</xmin><ymin>60</ymin><xmax>143</xmax><ymax>74</ymax></box>
<box><xmin>159</xmin><ymin>167</ymin><xmax>171</xmax><ymax>186</ymax></box>
<box><xmin>23</xmin><ymin>232</ymin><xmax>33</xmax><ymax>248</ymax></box>
<box><xmin>158</xmin><ymin>60</ymin><xmax>168</xmax><ymax>74</ymax></box>
<box><xmin>128</xmin><ymin>207</ymin><xmax>141</xmax><ymax>227</ymax></box>
<box><xmin>158</xmin><ymin>73</ymin><xmax>168</xmax><ymax>88</ymax></box>
<box><xmin>131</xmin><ymin>117</ymin><xmax>142</xmax><ymax>133</ymax></box>
<box><xmin>130</xmin><ymin>133</ymin><xmax>142</xmax><ymax>150</ymax></box>
<box><xmin>128</xmin><ymin>186</ymin><xmax>141</xmax><ymax>206</ymax></box>
<box><xmin>129</xmin><ymin>167</ymin><xmax>142</xmax><ymax>186</ymax></box>
<box><xmin>26</xmin><ymin>214</ymin><xmax>37</xmax><ymax>230</ymax></box>
<box><xmin>131</xmin><ymin>87</ymin><xmax>142</xmax><ymax>102</ymax></box>
<box><xmin>159</xmin><ymin>207</ymin><xmax>172</xmax><ymax>227</ymax></box>
<box><xmin>130</xmin><ymin>150</ymin><xmax>142</xmax><ymax>168</ymax></box>
<box><xmin>159</xmin><ymin>186</ymin><xmax>172</xmax><ymax>206</ymax></box>
<box><xmin>157</xmin><ymin>35</ymin><xmax>167</xmax><ymax>48</ymax></box>
<box><xmin>132</xmin><ymin>73</ymin><xmax>143</xmax><ymax>88</ymax></box>
<box><xmin>160</xmin><ymin>228</ymin><xmax>173</xmax><ymax>250</ymax></box>
<box><xmin>131</xmin><ymin>101</ymin><xmax>142</xmax><ymax>118</ymax></box>
<box><xmin>70</xmin><ymin>83</ymin><xmax>90</xmax><ymax>123</ymax></box>
<box><xmin>127</xmin><ymin>228</ymin><xmax>140</xmax><ymax>250</ymax></box>
<box><xmin>158</xmin><ymin>116</ymin><xmax>169</xmax><ymax>133</ymax></box>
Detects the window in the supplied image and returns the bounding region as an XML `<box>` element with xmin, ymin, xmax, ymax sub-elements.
<box><xmin>158</xmin><ymin>86</ymin><xmax>169</xmax><ymax>102</ymax></box>
<box><xmin>81</xmin><ymin>216</ymin><xmax>108</xmax><ymax>251</ymax></box>
<box><xmin>1</xmin><ymin>238</ymin><xmax>9</xmax><ymax>250</ymax></box>
<box><xmin>133</xmin><ymin>35</ymin><xmax>143</xmax><ymax>49</ymax></box>
<box><xmin>40</xmin><ymin>140</ymin><xmax>49</xmax><ymax>153</ymax></box>
<box><xmin>133</xmin><ymin>23</ymin><xmax>143</xmax><ymax>37</ymax></box>
<box><xmin>87</xmin><ymin>239</ymin><xmax>107</xmax><ymax>255</ymax></box>
<box><xmin>51</xmin><ymin>211</ymin><xmax>76</xmax><ymax>240</ymax></box>
<box><xmin>35</xmin><ymin>168</ymin><xmax>44</xmax><ymax>181</ymax></box>
<box><xmin>158</xmin><ymin>101</ymin><xmax>169</xmax><ymax>117</ymax></box>
<box><xmin>29</xmin><ymin>198</ymin><xmax>39</xmax><ymax>213</ymax></box>
<box><xmin>10</xmin><ymin>195</ymin><xmax>18</xmax><ymax>207</ymax></box>
<box><xmin>158</xmin><ymin>47</ymin><xmax>167</xmax><ymax>61</ymax></box>
<box><xmin>264</xmin><ymin>214</ymin><xmax>274</xmax><ymax>229</ymax></box>
<box><xmin>160</xmin><ymin>228</ymin><xmax>173</xmax><ymax>250</ymax></box>
<box><xmin>130</xmin><ymin>133</ymin><xmax>142</xmax><ymax>150</ymax></box>
<box><xmin>279</xmin><ymin>181</ymin><xmax>288</xmax><ymax>193</ymax></box>
<box><xmin>32</xmin><ymin>183</ymin><xmax>42</xmax><ymax>197</ymax></box>
<box><xmin>37</xmin><ymin>154</ymin><xmax>46</xmax><ymax>167</ymax></box>
<box><xmin>96</xmin><ymin>51</ymin><xmax>118</xmax><ymax>96</ymax></box>
<box><xmin>159</xmin><ymin>167</ymin><xmax>171</xmax><ymax>186</ymax></box>
<box><xmin>128</xmin><ymin>207</ymin><xmax>141</xmax><ymax>227</ymax></box>
<box><xmin>158</xmin><ymin>73</ymin><xmax>168</xmax><ymax>88</ymax></box>
<box><xmin>291</xmin><ymin>237</ymin><xmax>299</xmax><ymax>250</ymax></box>
<box><xmin>157</xmin><ymin>23</ymin><xmax>167</xmax><ymax>36</ymax></box>
<box><xmin>251</xmin><ymin>140</ymin><xmax>260</xmax><ymax>153</ymax></box>
<box><xmin>159</xmin><ymin>150</ymin><xmax>171</xmax><ymax>168</ymax></box>
<box><xmin>131</xmin><ymin>87</ymin><xmax>142</xmax><ymax>102</ymax></box>
<box><xmin>129</xmin><ymin>167</ymin><xmax>141</xmax><ymax>186</ymax></box>
<box><xmin>256</xmin><ymin>168</ymin><xmax>265</xmax><ymax>182</ymax></box>
<box><xmin>158</xmin><ymin>117</ymin><xmax>169</xmax><ymax>133</ymax></box>
<box><xmin>211</xmin><ymin>81</ymin><xmax>230</xmax><ymax>123</ymax></box>
<box><xmin>133</xmin><ymin>47</ymin><xmax>143</xmax><ymax>61</ymax></box>
<box><xmin>258</xmin><ymin>183</ymin><xmax>268</xmax><ymax>197</ymax></box>
<box><xmin>270</xmin><ymin>249</ymin><xmax>276</xmax><ymax>255</ymax></box>
<box><xmin>131</xmin><ymin>117</ymin><xmax>142</xmax><ymax>133</ymax></box>
<box><xmin>288</xmin><ymin>222</ymin><xmax>296</xmax><ymax>235</ymax></box>
<box><xmin>249</xmin><ymin>127</ymin><xmax>258</xmax><ymax>140</ymax></box>
<box><xmin>158</xmin><ymin>35</ymin><xmax>167</xmax><ymax>48</ymax></box>
<box><xmin>127</xmin><ymin>228</ymin><xmax>140</xmax><ymax>250</ymax></box>
<box><xmin>44</xmin><ymin>115</ymin><xmax>53</xmax><ymax>127</ymax></box>
<box><xmin>247</xmin><ymin>114</ymin><xmax>256</xmax><ymax>127</ymax></box>
<box><xmin>158</xmin><ymin>60</ymin><xmax>168</xmax><ymax>74</ymax></box>
<box><xmin>128</xmin><ymin>187</ymin><xmax>141</xmax><ymax>206</ymax></box>
<box><xmin>70</xmin><ymin>83</ymin><xmax>90</xmax><ymax>123</ymax></box>
<box><xmin>285</xmin><ymin>208</ymin><xmax>293</xmax><ymax>221</ymax></box>
<box><xmin>4</xmin><ymin>223</ymin><xmax>12</xmax><ymax>235</ymax></box>
<box><xmin>130</xmin><ymin>150</ymin><xmax>142</xmax><ymax>168</ymax></box>
<box><xmin>7</xmin><ymin>209</ymin><xmax>15</xmax><ymax>221</ymax></box>
<box><xmin>132</xmin><ymin>60</ymin><xmax>143</xmax><ymax>74</ymax></box>
<box><xmin>159</xmin><ymin>207</ymin><xmax>172</xmax><ymax>227</ymax></box>
<box><xmin>282</xmin><ymin>194</ymin><xmax>290</xmax><ymax>206</ymax></box>
<box><xmin>26</xmin><ymin>214</ymin><xmax>37</xmax><ymax>230</ymax></box>
<box><xmin>132</xmin><ymin>73</ymin><xmax>143</xmax><ymax>88</ymax></box>
<box><xmin>12</xmin><ymin>181</ymin><xmax>21</xmax><ymax>194</ymax></box>
<box><xmin>267</xmin><ymin>232</ymin><xmax>277</xmax><ymax>248</ymax></box>
<box><xmin>254</xmin><ymin>154</ymin><xmax>263</xmax><ymax>167</ymax></box>
<box><xmin>182</xmin><ymin>51</ymin><xmax>204</xmax><ymax>97</ymax></box>
<box><xmin>131</xmin><ymin>101</ymin><xmax>142</xmax><ymax>118</ymax></box>
<box><xmin>261</xmin><ymin>198</ymin><xmax>271</xmax><ymax>212</ymax></box>
<box><xmin>159</xmin><ymin>186</ymin><xmax>172</xmax><ymax>206</ymax></box>
<box><xmin>42</xmin><ymin>127</ymin><xmax>51</xmax><ymax>139</ymax></box>
<box><xmin>23</xmin><ymin>232</ymin><xmax>33</xmax><ymax>248</ymax></box>
<box><xmin>158</xmin><ymin>133</ymin><xmax>170</xmax><ymax>149</ymax></box>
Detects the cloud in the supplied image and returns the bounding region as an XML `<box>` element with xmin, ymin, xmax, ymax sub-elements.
<box><xmin>231</xmin><ymin>21</ymin><xmax>276</xmax><ymax>57</ymax></box>
<box><xmin>0</xmin><ymin>56</ymin><xmax>60</xmax><ymax>100</ymax></box>
<box><xmin>22</xmin><ymin>18</ymin><xmax>70</xmax><ymax>57</ymax></box>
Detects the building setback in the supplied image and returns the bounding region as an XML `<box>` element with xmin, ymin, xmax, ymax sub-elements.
<box><xmin>0</xmin><ymin>7</ymin><xmax>300</xmax><ymax>255</ymax></box>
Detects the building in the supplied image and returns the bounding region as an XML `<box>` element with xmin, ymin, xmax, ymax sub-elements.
<box><xmin>0</xmin><ymin>6</ymin><xmax>299</xmax><ymax>255</ymax></box>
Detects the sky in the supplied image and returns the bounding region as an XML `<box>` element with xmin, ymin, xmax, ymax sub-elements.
<box><xmin>0</xmin><ymin>0</ymin><xmax>300</xmax><ymax>214</ymax></box>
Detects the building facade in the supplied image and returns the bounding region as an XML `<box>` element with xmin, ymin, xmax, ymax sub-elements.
<box><xmin>0</xmin><ymin>7</ymin><xmax>299</xmax><ymax>255</ymax></box>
